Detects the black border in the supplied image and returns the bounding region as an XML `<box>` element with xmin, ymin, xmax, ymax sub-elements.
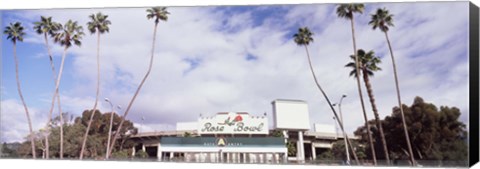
<box><xmin>469</xmin><ymin>2</ymin><xmax>479</xmax><ymax>167</ymax></box>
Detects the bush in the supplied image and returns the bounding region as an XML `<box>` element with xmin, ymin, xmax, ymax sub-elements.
<box><xmin>135</xmin><ymin>150</ymin><xmax>149</xmax><ymax>159</ymax></box>
<box><xmin>111</xmin><ymin>150</ymin><xmax>130</xmax><ymax>159</ymax></box>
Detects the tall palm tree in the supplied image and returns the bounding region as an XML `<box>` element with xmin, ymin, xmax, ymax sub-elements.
<box><xmin>293</xmin><ymin>27</ymin><xmax>359</xmax><ymax>165</ymax></box>
<box><xmin>33</xmin><ymin>16</ymin><xmax>62</xmax><ymax>159</ymax></box>
<box><xmin>4</xmin><ymin>22</ymin><xmax>36</xmax><ymax>159</ymax></box>
<box><xmin>107</xmin><ymin>7</ymin><xmax>169</xmax><ymax>158</ymax></box>
<box><xmin>336</xmin><ymin>3</ymin><xmax>377</xmax><ymax>165</ymax></box>
<box><xmin>369</xmin><ymin>8</ymin><xmax>415</xmax><ymax>165</ymax></box>
<box><xmin>80</xmin><ymin>12</ymin><xmax>111</xmax><ymax>160</ymax></box>
<box><xmin>52</xmin><ymin>20</ymin><xmax>84</xmax><ymax>159</ymax></box>
<box><xmin>345</xmin><ymin>49</ymin><xmax>390</xmax><ymax>164</ymax></box>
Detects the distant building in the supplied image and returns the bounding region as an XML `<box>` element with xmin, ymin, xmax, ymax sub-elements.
<box><xmin>129</xmin><ymin>99</ymin><xmax>357</xmax><ymax>163</ymax></box>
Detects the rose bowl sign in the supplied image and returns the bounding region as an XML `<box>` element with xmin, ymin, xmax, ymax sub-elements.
<box><xmin>198</xmin><ymin>112</ymin><xmax>268</xmax><ymax>135</ymax></box>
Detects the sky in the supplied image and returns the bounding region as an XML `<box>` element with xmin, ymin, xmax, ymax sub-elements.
<box><xmin>0</xmin><ymin>1</ymin><xmax>470</xmax><ymax>143</ymax></box>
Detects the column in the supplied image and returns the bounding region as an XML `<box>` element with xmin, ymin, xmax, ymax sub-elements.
<box><xmin>297</xmin><ymin>131</ymin><xmax>305</xmax><ymax>163</ymax></box>
<box><xmin>233</xmin><ymin>153</ymin><xmax>236</xmax><ymax>163</ymax></box>
<box><xmin>219</xmin><ymin>151</ymin><xmax>222</xmax><ymax>163</ymax></box>
<box><xmin>311</xmin><ymin>143</ymin><xmax>316</xmax><ymax>161</ymax></box>
<box><xmin>132</xmin><ymin>146</ymin><xmax>136</xmax><ymax>157</ymax></box>
<box><xmin>142</xmin><ymin>144</ymin><xmax>146</xmax><ymax>152</ymax></box>
<box><xmin>157</xmin><ymin>143</ymin><xmax>162</xmax><ymax>160</ymax></box>
<box><xmin>263</xmin><ymin>153</ymin><xmax>267</xmax><ymax>163</ymax></box>
<box><xmin>275</xmin><ymin>153</ymin><xmax>281</xmax><ymax>163</ymax></box>
<box><xmin>272</xmin><ymin>153</ymin><xmax>276</xmax><ymax>164</ymax></box>
<box><xmin>170</xmin><ymin>152</ymin><xmax>174</xmax><ymax>160</ymax></box>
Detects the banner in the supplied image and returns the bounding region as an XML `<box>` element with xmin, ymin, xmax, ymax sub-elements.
<box><xmin>198</xmin><ymin>112</ymin><xmax>268</xmax><ymax>135</ymax></box>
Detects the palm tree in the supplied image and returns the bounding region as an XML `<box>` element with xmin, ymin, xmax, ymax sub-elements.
<box><xmin>4</xmin><ymin>22</ymin><xmax>36</xmax><ymax>159</ymax></box>
<box><xmin>79</xmin><ymin>12</ymin><xmax>111</xmax><ymax>160</ymax></box>
<box><xmin>33</xmin><ymin>16</ymin><xmax>62</xmax><ymax>159</ymax></box>
<box><xmin>369</xmin><ymin>8</ymin><xmax>415</xmax><ymax>165</ymax></box>
<box><xmin>293</xmin><ymin>27</ymin><xmax>359</xmax><ymax>165</ymax></box>
<box><xmin>345</xmin><ymin>49</ymin><xmax>390</xmax><ymax>164</ymax></box>
<box><xmin>52</xmin><ymin>20</ymin><xmax>84</xmax><ymax>159</ymax></box>
<box><xmin>336</xmin><ymin>3</ymin><xmax>377</xmax><ymax>165</ymax></box>
<box><xmin>107</xmin><ymin>7</ymin><xmax>169</xmax><ymax>158</ymax></box>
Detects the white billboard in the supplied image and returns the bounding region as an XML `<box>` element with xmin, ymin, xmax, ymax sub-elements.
<box><xmin>272</xmin><ymin>99</ymin><xmax>310</xmax><ymax>130</ymax></box>
<box><xmin>198</xmin><ymin>112</ymin><xmax>268</xmax><ymax>135</ymax></box>
<box><xmin>314</xmin><ymin>123</ymin><xmax>336</xmax><ymax>134</ymax></box>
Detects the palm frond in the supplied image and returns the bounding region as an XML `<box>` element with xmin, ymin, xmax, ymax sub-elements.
<box><xmin>147</xmin><ymin>7</ymin><xmax>170</xmax><ymax>23</ymax></box>
<box><xmin>4</xmin><ymin>22</ymin><xmax>26</xmax><ymax>43</ymax></box>
<box><xmin>346</xmin><ymin>49</ymin><xmax>382</xmax><ymax>77</ymax></box>
<box><xmin>293</xmin><ymin>27</ymin><xmax>314</xmax><ymax>46</ymax></box>
<box><xmin>369</xmin><ymin>7</ymin><xmax>394</xmax><ymax>32</ymax></box>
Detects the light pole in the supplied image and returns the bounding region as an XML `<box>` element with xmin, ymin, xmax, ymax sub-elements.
<box><xmin>338</xmin><ymin>95</ymin><xmax>350</xmax><ymax>165</ymax></box>
<box><xmin>332</xmin><ymin>115</ymin><xmax>339</xmax><ymax>138</ymax></box>
<box><xmin>105</xmin><ymin>98</ymin><xmax>121</xmax><ymax>159</ymax></box>
<box><xmin>141</xmin><ymin>116</ymin><xmax>145</xmax><ymax>133</ymax></box>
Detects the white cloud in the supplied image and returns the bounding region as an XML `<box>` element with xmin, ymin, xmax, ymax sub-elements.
<box><xmin>0</xmin><ymin>99</ymin><xmax>46</xmax><ymax>142</ymax></box>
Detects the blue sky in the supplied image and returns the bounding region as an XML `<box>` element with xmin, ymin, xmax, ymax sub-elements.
<box><xmin>1</xmin><ymin>2</ymin><xmax>470</xmax><ymax>142</ymax></box>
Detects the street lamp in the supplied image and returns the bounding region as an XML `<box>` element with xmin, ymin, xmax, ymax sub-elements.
<box><xmin>105</xmin><ymin>97</ymin><xmax>121</xmax><ymax>159</ymax></box>
<box><xmin>338</xmin><ymin>95</ymin><xmax>350</xmax><ymax>165</ymax></box>
<box><xmin>141</xmin><ymin>116</ymin><xmax>145</xmax><ymax>133</ymax></box>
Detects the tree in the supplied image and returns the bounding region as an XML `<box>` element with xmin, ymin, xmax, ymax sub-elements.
<box><xmin>80</xmin><ymin>12</ymin><xmax>112</xmax><ymax>160</ymax></box>
<box><xmin>1</xmin><ymin>142</ymin><xmax>20</xmax><ymax>158</ymax></box>
<box><xmin>332</xmin><ymin>140</ymin><xmax>367</xmax><ymax>161</ymax></box>
<box><xmin>272</xmin><ymin>130</ymin><xmax>283</xmax><ymax>137</ymax></box>
<box><xmin>368</xmin><ymin>7</ymin><xmax>415</xmax><ymax>165</ymax></box>
<box><xmin>107</xmin><ymin>7</ymin><xmax>169</xmax><ymax>157</ymax></box>
<box><xmin>345</xmin><ymin>49</ymin><xmax>390</xmax><ymax>163</ymax></box>
<box><xmin>354</xmin><ymin>97</ymin><xmax>468</xmax><ymax>166</ymax></box>
<box><xmin>293</xmin><ymin>27</ymin><xmax>359</xmax><ymax>164</ymax></box>
<box><xmin>286</xmin><ymin>141</ymin><xmax>296</xmax><ymax>156</ymax></box>
<box><xmin>336</xmin><ymin>3</ymin><xmax>377</xmax><ymax>165</ymax></box>
<box><xmin>3</xmin><ymin>22</ymin><xmax>36</xmax><ymax>159</ymax></box>
<box><xmin>33</xmin><ymin>15</ymin><xmax>62</xmax><ymax>159</ymax></box>
<box><xmin>17</xmin><ymin>110</ymin><xmax>137</xmax><ymax>159</ymax></box>
<box><xmin>317</xmin><ymin>150</ymin><xmax>335</xmax><ymax>161</ymax></box>
<box><xmin>183</xmin><ymin>132</ymin><xmax>192</xmax><ymax>137</ymax></box>
<box><xmin>52</xmin><ymin>19</ymin><xmax>84</xmax><ymax>158</ymax></box>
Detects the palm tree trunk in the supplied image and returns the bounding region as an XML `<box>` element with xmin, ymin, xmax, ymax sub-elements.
<box><xmin>384</xmin><ymin>31</ymin><xmax>415</xmax><ymax>165</ymax></box>
<box><xmin>52</xmin><ymin>46</ymin><xmax>69</xmax><ymax>159</ymax></box>
<box><xmin>43</xmin><ymin>33</ymin><xmax>64</xmax><ymax>159</ymax></box>
<box><xmin>13</xmin><ymin>42</ymin><xmax>37</xmax><ymax>159</ymax></box>
<box><xmin>303</xmin><ymin>45</ymin><xmax>360</xmax><ymax>165</ymax></box>
<box><xmin>106</xmin><ymin>111</ymin><xmax>114</xmax><ymax>159</ymax></box>
<box><xmin>107</xmin><ymin>22</ymin><xmax>159</xmax><ymax>157</ymax></box>
<box><xmin>43</xmin><ymin>33</ymin><xmax>52</xmax><ymax>159</ymax></box>
<box><xmin>80</xmin><ymin>32</ymin><xmax>102</xmax><ymax>160</ymax></box>
<box><xmin>362</xmin><ymin>69</ymin><xmax>390</xmax><ymax>164</ymax></box>
<box><xmin>350</xmin><ymin>16</ymin><xmax>377</xmax><ymax>165</ymax></box>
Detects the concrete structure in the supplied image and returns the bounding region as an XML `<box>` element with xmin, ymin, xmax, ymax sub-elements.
<box><xmin>128</xmin><ymin>99</ymin><xmax>357</xmax><ymax>163</ymax></box>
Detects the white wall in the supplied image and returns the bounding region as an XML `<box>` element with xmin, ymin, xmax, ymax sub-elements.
<box><xmin>272</xmin><ymin>99</ymin><xmax>310</xmax><ymax>130</ymax></box>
